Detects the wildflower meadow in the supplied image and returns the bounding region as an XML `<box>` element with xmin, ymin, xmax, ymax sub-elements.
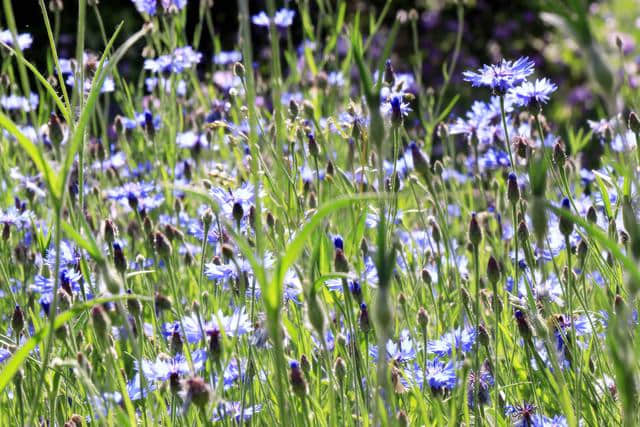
<box><xmin>1</xmin><ymin>0</ymin><xmax>640</xmax><ymax>425</ymax></box>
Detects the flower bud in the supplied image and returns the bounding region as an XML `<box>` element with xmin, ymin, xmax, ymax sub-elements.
<box><xmin>333</xmin><ymin>357</ymin><xmax>347</xmax><ymax>384</ymax></box>
<box><xmin>553</xmin><ymin>142</ymin><xmax>566</xmax><ymax>168</ymax></box>
<box><xmin>91</xmin><ymin>305</ymin><xmax>111</xmax><ymax>340</ymax></box>
<box><xmin>334</xmin><ymin>249</ymin><xmax>350</xmax><ymax>273</ymax></box>
<box><xmin>11</xmin><ymin>305</ymin><xmax>24</xmax><ymax>334</ymax></box>
<box><xmin>154</xmin><ymin>231</ymin><xmax>172</xmax><ymax>259</ymax></box>
<box><xmin>487</xmin><ymin>256</ymin><xmax>501</xmax><ymax>285</ymax></box>
<box><xmin>182</xmin><ymin>376</ymin><xmax>212</xmax><ymax>409</ymax></box>
<box><xmin>359</xmin><ymin>303</ymin><xmax>371</xmax><ymax>333</ymax></box>
<box><xmin>289</xmin><ymin>361</ymin><xmax>308</xmax><ymax>397</ymax></box>
<box><xmin>468</xmin><ymin>213</ymin><xmax>482</xmax><ymax>247</ymax></box>
<box><xmin>558</xmin><ymin>198</ymin><xmax>574</xmax><ymax>236</ymax></box>
<box><xmin>507</xmin><ymin>173</ymin><xmax>520</xmax><ymax>205</ymax></box>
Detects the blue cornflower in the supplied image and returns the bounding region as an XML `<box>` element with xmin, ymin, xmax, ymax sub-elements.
<box><xmin>427</xmin><ymin>326</ymin><xmax>476</xmax><ymax>357</ymax></box>
<box><xmin>164</xmin><ymin>307</ymin><xmax>253</xmax><ymax>344</ymax></box>
<box><xmin>144</xmin><ymin>46</ymin><xmax>202</xmax><ymax>74</ymax></box>
<box><xmin>411</xmin><ymin>359</ymin><xmax>457</xmax><ymax>393</ymax></box>
<box><xmin>369</xmin><ymin>329</ymin><xmax>417</xmax><ymax>363</ymax></box>
<box><xmin>505</xmin><ymin>402</ymin><xmax>538</xmax><ymax>427</ymax></box>
<box><xmin>136</xmin><ymin>349</ymin><xmax>207</xmax><ymax>382</ymax></box>
<box><xmin>463</xmin><ymin>57</ymin><xmax>535</xmax><ymax>94</ymax></box>
<box><xmin>212</xmin><ymin>401</ymin><xmax>263</xmax><ymax>423</ymax></box>
<box><xmin>381</xmin><ymin>94</ymin><xmax>411</xmax><ymax>123</ymax></box>
<box><xmin>510</xmin><ymin>78</ymin><xmax>557</xmax><ymax>108</ymax></box>
<box><xmin>467</xmin><ymin>361</ymin><xmax>494</xmax><ymax>408</ymax></box>
<box><xmin>0</xmin><ymin>30</ymin><xmax>33</xmax><ymax>50</ymax></box>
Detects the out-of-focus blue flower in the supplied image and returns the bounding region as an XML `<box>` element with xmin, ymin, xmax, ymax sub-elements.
<box><xmin>0</xmin><ymin>93</ymin><xmax>39</xmax><ymax>112</ymax></box>
<box><xmin>0</xmin><ymin>348</ymin><xmax>10</xmax><ymax>363</ymax></box>
<box><xmin>213</xmin><ymin>50</ymin><xmax>242</xmax><ymax>65</ymax></box>
<box><xmin>463</xmin><ymin>57</ymin><xmax>535</xmax><ymax>94</ymax></box>
<box><xmin>144</xmin><ymin>46</ymin><xmax>202</xmax><ymax>74</ymax></box>
<box><xmin>510</xmin><ymin>78</ymin><xmax>557</xmax><ymax>108</ymax></box>
<box><xmin>177</xmin><ymin>131</ymin><xmax>208</xmax><ymax>150</ymax></box>
<box><xmin>252</xmin><ymin>9</ymin><xmax>295</xmax><ymax>28</ymax></box>
<box><xmin>428</xmin><ymin>326</ymin><xmax>476</xmax><ymax>357</ymax></box>
<box><xmin>0</xmin><ymin>30</ymin><xmax>33</xmax><ymax>50</ymax></box>
<box><xmin>212</xmin><ymin>401</ymin><xmax>263</xmax><ymax>423</ymax></box>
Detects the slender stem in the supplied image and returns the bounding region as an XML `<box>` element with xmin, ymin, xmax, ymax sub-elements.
<box><xmin>499</xmin><ymin>95</ymin><xmax>515</xmax><ymax>170</ymax></box>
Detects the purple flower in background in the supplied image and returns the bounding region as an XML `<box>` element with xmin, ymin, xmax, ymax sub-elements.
<box><xmin>463</xmin><ymin>57</ymin><xmax>535</xmax><ymax>94</ymax></box>
<box><xmin>212</xmin><ymin>401</ymin><xmax>263</xmax><ymax>422</ymax></box>
<box><xmin>510</xmin><ymin>78</ymin><xmax>557</xmax><ymax>108</ymax></box>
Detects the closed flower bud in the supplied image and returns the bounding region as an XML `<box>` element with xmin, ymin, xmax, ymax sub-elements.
<box><xmin>326</xmin><ymin>160</ymin><xmax>335</xmax><ymax>177</ymax></box>
<box><xmin>266</xmin><ymin>212</ymin><xmax>275</xmax><ymax>228</ymax></box>
<box><xmin>303</xmin><ymin>100</ymin><xmax>315</xmax><ymax>118</ymax></box>
<box><xmin>478</xmin><ymin>324</ymin><xmax>490</xmax><ymax>346</ymax></box>
<box><xmin>154</xmin><ymin>231</ymin><xmax>172</xmax><ymax>259</ymax></box>
<box><xmin>170</xmin><ymin>329</ymin><xmax>183</xmax><ymax>354</ymax></box>
<box><xmin>307</xmin><ymin>132</ymin><xmax>319</xmax><ymax>157</ymax></box>
<box><xmin>289</xmin><ymin>99</ymin><xmax>299</xmax><ymax>118</ymax></box>
<box><xmin>558</xmin><ymin>198</ymin><xmax>573</xmax><ymax>236</ymax></box>
<box><xmin>421</xmin><ymin>268</ymin><xmax>432</xmax><ymax>285</ymax></box>
<box><xmin>515</xmin><ymin>310</ymin><xmax>531</xmax><ymax>338</ymax></box>
<box><xmin>507</xmin><ymin>173</ymin><xmax>520</xmax><ymax>205</ymax></box>
<box><xmin>181</xmin><ymin>376</ymin><xmax>212</xmax><ymax>410</ymax></box>
<box><xmin>517</xmin><ymin>220</ymin><xmax>529</xmax><ymax>241</ymax></box>
<box><xmin>103</xmin><ymin>219</ymin><xmax>118</xmax><ymax>244</ymax></box>
<box><xmin>410</xmin><ymin>142</ymin><xmax>430</xmax><ymax>179</ymax></box>
<box><xmin>207</xmin><ymin>328</ymin><xmax>223</xmax><ymax>362</ymax></box>
<box><xmin>468</xmin><ymin>213</ymin><xmax>482</xmax><ymax>247</ymax></box>
<box><xmin>48</xmin><ymin>113</ymin><xmax>65</xmax><ymax>147</ymax></box>
<box><xmin>553</xmin><ymin>142</ymin><xmax>566</xmax><ymax>168</ymax></box>
<box><xmin>113</xmin><ymin>242</ymin><xmax>127</xmax><ymax>275</ymax></box>
<box><xmin>577</xmin><ymin>239</ymin><xmax>588</xmax><ymax>260</ymax></box>
<box><xmin>384</xmin><ymin>59</ymin><xmax>396</xmax><ymax>85</ymax></box>
<box><xmin>300</xmin><ymin>354</ymin><xmax>312</xmax><ymax>375</ymax></box>
<box><xmin>126</xmin><ymin>289</ymin><xmax>142</xmax><ymax>317</ymax></box>
<box><xmin>359</xmin><ymin>303</ymin><xmax>371</xmax><ymax>333</ymax></box>
<box><xmin>155</xmin><ymin>292</ymin><xmax>172</xmax><ymax>313</ymax></box>
<box><xmin>587</xmin><ymin>205</ymin><xmax>598</xmax><ymax>223</ymax></box>
<box><xmin>232</xmin><ymin>201</ymin><xmax>244</xmax><ymax>225</ymax></box>
<box><xmin>91</xmin><ymin>305</ymin><xmax>110</xmax><ymax>340</ymax></box>
<box><xmin>289</xmin><ymin>361</ymin><xmax>308</xmax><ymax>397</ymax></box>
<box><xmin>487</xmin><ymin>256</ymin><xmax>501</xmax><ymax>285</ymax></box>
<box><xmin>201</xmin><ymin>208</ymin><xmax>214</xmax><ymax>229</ymax></box>
<box><xmin>221</xmin><ymin>244</ymin><xmax>234</xmax><ymax>261</ymax></box>
<box><xmin>334</xmin><ymin>249</ymin><xmax>350</xmax><ymax>273</ymax></box>
<box><xmin>433</xmin><ymin>160</ymin><xmax>444</xmax><ymax>177</ymax></box>
<box><xmin>233</xmin><ymin>62</ymin><xmax>245</xmax><ymax>78</ymax></box>
<box><xmin>11</xmin><ymin>305</ymin><xmax>24</xmax><ymax>334</ymax></box>
<box><xmin>417</xmin><ymin>307</ymin><xmax>429</xmax><ymax>330</ymax></box>
<box><xmin>334</xmin><ymin>357</ymin><xmax>347</xmax><ymax>383</ymax></box>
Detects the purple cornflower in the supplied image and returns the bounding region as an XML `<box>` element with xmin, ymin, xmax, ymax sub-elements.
<box><xmin>510</xmin><ymin>78</ymin><xmax>557</xmax><ymax>108</ymax></box>
<box><xmin>463</xmin><ymin>57</ymin><xmax>535</xmax><ymax>94</ymax></box>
